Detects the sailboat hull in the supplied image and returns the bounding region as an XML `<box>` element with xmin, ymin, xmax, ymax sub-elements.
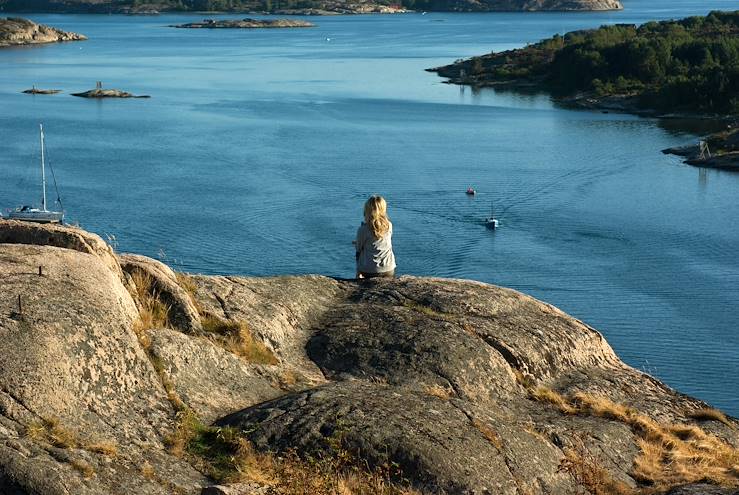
<box><xmin>6</xmin><ymin>209</ymin><xmax>64</xmax><ymax>224</ymax></box>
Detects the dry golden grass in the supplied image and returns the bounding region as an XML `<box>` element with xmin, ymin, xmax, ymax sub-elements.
<box><xmin>687</xmin><ymin>407</ymin><xmax>734</xmax><ymax>428</ymax></box>
<box><xmin>26</xmin><ymin>417</ymin><xmax>118</xmax><ymax>458</ymax></box>
<box><xmin>559</xmin><ymin>444</ymin><xmax>632</xmax><ymax>495</ymax></box>
<box><xmin>571</xmin><ymin>392</ymin><xmax>637</xmax><ymax>422</ymax></box>
<box><xmin>128</xmin><ymin>272</ymin><xmax>188</xmax><ymax>413</ymax></box>
<box><xmin>25</xmin><ymin>419</ymin><xmax>51</xmax><ymax>443</ymax></box>
<box><xmin>70</xmin><ymin>458</ymin><xmax>95</xmax><ymax>479</ymax></box>
<box><xmin>200</xmin><ymin>315</ymin><xmax>278</xmax><ymax>365</ymax></box>
<box><xmin>336</xmin><ymin>470</ymin><xmax>422</xmax><ymax>495</ymax></box>
<box><xmin>166</xmin><ymin>408</ymin><xmax>201</xmax><ymax>458</ymax></box>
<box><xmin>140</xmin><ymin>461</ymin><xmax>156</xmax><ymax>480</ymax></box>
<box><xmin>532</xmin><ymin>387</ymin><xmax>739</xmax><ymax>492</ymax></box>
<box><xmin>425</xmin><ymin>384</ymin><xmax>453</xmax><ymax>400</ymax></box>
<box><xmin>85</xmin><ymin>440</ymin><xmax>118</xmax><ymax>457</ymax></box>
<box><xmin>26</xmin><ymin>417</ymin><xmax>79</xmax><ymax>449</ymax></box>
<box><xmin>175</xmin><ymin>272</ymin><xmax>198</xmax><ymax>296</ymax></box>
<box><xmin>175</xmin><ymin>272</ymin><xmax>204</xmax><ymax>313</ymax></box>
<box><xmin>513</xmin><ymin>370</ymin><xmax>536</xmax><ymax>389</ymax></box>
<box><xmin>131</xmin><ymin>317</ymin><xmax>153</xmax><ymax>349</ymax></box>
<box><xmin>531</xmin><ymin>386</ymin><xmax>576</xmax><ymax>414</ymax></box>
<box><xmin>176</xmin><ymin>412</ymin><xmax>421</xmax><ymax>495</ymax></box>
<box><xmin>471</xmin><ymin>419</ymin><xmax>503</xmax><ymax>451</ymax></box>
<box><xmin>130</xmin><ymin>271</ymin><xmax>171</xmax><ymax>331</ymax></box>
<box><xmin>278</xmin><ymin>368</ymin><xmax>300</xmax><ymax>390</ymax></box>
<box><xmin>460</xmin><ymin>322</ymin><xmax>477</xmax><ymax>336</ymax></box>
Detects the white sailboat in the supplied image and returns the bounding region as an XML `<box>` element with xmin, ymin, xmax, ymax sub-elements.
<box><xmin>5</xmin><ymin>124</ymin><xmax>64</xmax><ymax>224</ymax></box>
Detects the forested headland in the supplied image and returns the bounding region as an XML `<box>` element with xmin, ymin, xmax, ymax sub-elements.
<box><xmin>431</xmin><ymin>11</ymin><xmax>739</xmax><ymax>116</ymax></box>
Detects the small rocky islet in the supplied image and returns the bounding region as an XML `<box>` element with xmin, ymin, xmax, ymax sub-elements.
<box><xmin>0</xmin><ymin>218</ymin><xmax>736</xmax><ymax>494</ymax></box>
<box><xmin>22</xmin><ymin>87</ymin><xmax>62</xmax><ymax>95</ymax></box>
<box><xmin>171</xmin><ymin>18</ymin><xmax>314</xmax><ymax>29</ymax></box>
<box><xmin>71</xmin><ymin>87</ymin><xmax>151</xmax><ymax>98</ymax></box>
<box><xmin>0</xmin><ymin>17</ymin><xmax>86</xmax><ymax>48</ymax></box>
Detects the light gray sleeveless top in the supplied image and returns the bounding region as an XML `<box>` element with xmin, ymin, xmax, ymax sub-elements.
<box><xmin>355</xmin><ymin>222</ymin><xmax>396</xmax><ymax>274</ymax></box>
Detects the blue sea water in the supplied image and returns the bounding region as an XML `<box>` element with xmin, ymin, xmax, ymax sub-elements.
<box><xmin>0</xmin><ymin>0</ymin><xmax>737</xmax><ymax>414</ymax></box>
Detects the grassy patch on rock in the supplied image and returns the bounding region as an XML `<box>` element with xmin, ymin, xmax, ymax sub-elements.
<box><xmin>170</xmin><ymin>410</ymin><xmax>419</xmax><ymax>494</ymax></box>
<box><xmin>25</xmin><ymin>417</ymin><xmax>118</xmax><ymax>457</ymax></box>
<box><xmin>424</xmin><ymin>384</ymin><xmax>454</xmax><ymax>400</ymax></box>
<box><xmin>687</xmin><ymin>407</ymin><xmax>734</xmax><ymax>428</ymax></box>
<box><xmin>131</xmin><ymin>270</ymin><xmax>171</xmax><ymax>339</ymax></box>
<box><xmin>558</xmin><ymin>439</ymin><xmax>632</xmax><ymax>495</ymax></box>
<box><xmin>169</xmin><ymin>272</ymin><xmax>278</xmax><ymax>365</ymax></box>
<box><xmin>531</xmin><ymin>386</ymin><xmax>739</xmax><ymax>493</ymax></box>
<box><xmin>200</xmin><ymin>315</ymin><xmax>277</xmax><ymax>365</ymax></box>
<box><xmin>175</xmin><ymin>272</ymin><xmax>204</xmax><ymax>313</ymax></box>
<box><xmin>69</xmin><ymin>458</ymin><xmax>95</xmax><ymax>479</ymax></box>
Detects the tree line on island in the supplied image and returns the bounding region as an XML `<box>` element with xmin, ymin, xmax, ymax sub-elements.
<box><xmin>433</xmin><ymin>10</ymin><xmax>739</xmax><ymax>115</ymax></box>
<box><xmin>0</xmin><ymin>0</ymin><xmax>622</xmax><ymax>13</ymax></box>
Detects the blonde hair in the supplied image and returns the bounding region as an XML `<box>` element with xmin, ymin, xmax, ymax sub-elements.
<box><xmin>364</xmin><ymin>195</ymin><xmax>391</xmax><ymax>239</ymax></box>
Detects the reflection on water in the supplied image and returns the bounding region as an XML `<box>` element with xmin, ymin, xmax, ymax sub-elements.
<box><xmin>698</xmin><ymin>168</ymin><xmax>708</xmax><ymax>190</ymax></box>
<box><xmin>0</xmin><ymin>2</ymin><xmax>738</xmax><ymax>414</ymax></box>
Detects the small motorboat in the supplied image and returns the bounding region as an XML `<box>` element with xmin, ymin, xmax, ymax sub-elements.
<box><xmin>484</xmin><ymin>201</ymin><xmax>498</xmax><ymax>230</ymax></box>
<box><xmin>485</xmin><ymin>217</ymin><xmax>499</xmax><ymax>230</ymax></box>
<box><xmin>5</xmin><ymin>124</ymin><xmax>64</xmax><ymax>224</ymax></box>
<box><xmin>466</xmin><ymin>187</ymin><xmax>476</xmax><ymax>196</ymax></box>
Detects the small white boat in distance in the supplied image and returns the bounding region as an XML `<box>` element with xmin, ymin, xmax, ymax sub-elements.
<box><xmin>5</xmin><ymin>124</ymin><xmax>64</xmax><ymax>224</ymax></box>
<box><xmin>485</xmin><ymin>201</ymin><xmax>499</xmax><ymax>230</ymax></box>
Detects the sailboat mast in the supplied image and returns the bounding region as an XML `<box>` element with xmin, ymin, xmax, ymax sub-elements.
<box><xmin>40</xmin><ymin>124</ymin><xmax>47</xmax><ymax>212</ymax></box>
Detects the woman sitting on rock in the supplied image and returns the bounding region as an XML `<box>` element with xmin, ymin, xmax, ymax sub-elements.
<box><xmin>355</xmin><ymin>195</ymin><xmax>396</xmax><ymax>279</ymax></box>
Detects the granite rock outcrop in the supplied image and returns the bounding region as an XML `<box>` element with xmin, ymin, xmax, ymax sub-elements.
<box><xmin>0</xmin><ymin>219</ymin><xmax>736</xmax><ymax>494</ymax></box>
<box><xmin>0</xmin><ymin>17</ymin><xmax>86</xmax><ymax>48</ymax></box>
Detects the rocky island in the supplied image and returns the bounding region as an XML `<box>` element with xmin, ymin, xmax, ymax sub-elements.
<box><xmin>22</xmin><ymin>86</ymin><xmax>62</xmax><ymax>95</ymax></box>
<box><xmin>171</xmin><ymin>18</ymin><xmax>314</xmax><ymax>29</ymax></box>
<box><xmin>0</xmin><ymin>218</ymin><xmax>736</xmax><ymax>494</ymax></box>
<box><xmin>0</xmin><ymin>17</ymin><xmax>86</xmax><ymax>48</ymax></box>
<box><xmin>0</xmin><ymin>0</ymin><xmax>620</xmax><ymax>14</ymax></box>
<box><xmin>71</xmin><ymin>84</ymin><xmax>151</xmax><ymax>98</ymax></box>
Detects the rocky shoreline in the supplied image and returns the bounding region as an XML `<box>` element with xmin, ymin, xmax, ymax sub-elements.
<box><xmin>662</xmin><ymin>127</ymin><xmax>739</xmax><ymax>171</ymax></box>
<box><xmin>0</xmin><ymin>219</ymin><xmax>736</xmax><ymax>494</ymax></box>
<box><xmin>171</xmin><ymin>18</ymin><xmax>314</xmax><ymax>29</ymax></box>
<box><xmin>0</xmin><ymin>17</ymin><xmax>86</xmax><ymax>48</ymax></box>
